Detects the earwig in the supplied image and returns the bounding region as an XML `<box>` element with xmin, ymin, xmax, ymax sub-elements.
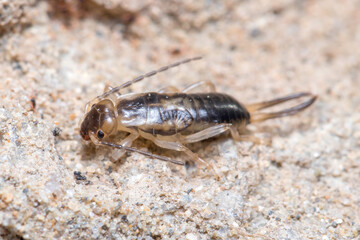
<box><xmin>80</xmin><ymin>57</ymin><xmax>317</xmax><ymax>176</ymax></box>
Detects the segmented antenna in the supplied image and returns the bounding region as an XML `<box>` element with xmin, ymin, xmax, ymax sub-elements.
<box><xmin>96</xmin><ymin>56</ymin><xmax>202</xmax><ymax>100</ymax></box>
<box><xmin>99</xmin><ymin>141</ymin><xmax>185</xmax><ymax>165</ymax></box>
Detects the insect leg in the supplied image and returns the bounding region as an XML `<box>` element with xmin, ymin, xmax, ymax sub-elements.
<box><xmin>182</xmin><ymin>124</ymin><xmax>232</xmax><ymax>143</ymax></box>
<box><xmin>159</xmin><ymin>80</ymin><xmax>215</xmax><ymax>93</ymax></box>
<box><xmin>98</xmin><ymin>56</ymin><xmax>202</xmax><ymax>100</ymax></box>
<box><xmin>84</xmin><ymin>100</ymin><xmax>97</xmax><ymax>113</ymax></box>
<box><xmin>229</xmin><ymin>127</ymin><xmax>272</xmax><ymax>146</ymax></box>
<box><xmin>139</xmin><ymin>131</ymin><xmax>220</xmax><ymax>179</ymax></box>
<box><xmin>110</xmin><ymin>132</ymin><xmax>140</xmax><ymax>162</ymax></box>
<box><xmin>104</xmin><ymin>84</ymin><xmax>121</xmax><ymax>97</ymax></box>
<box><xmin>103</xmin><ymin>84</ymin><xmax>122</xmax><ymax>103</ymax></box>
<box><xmin>182</xmin><ymin>81</ymin><xmax>216</xmax><ymax>93</ymax></box>
<box><xmin>90</xmin><ymin>132</ymin><xmax>184</xmax><ymax>165</ymax></box>
<box><xmin>158</xmin><ymin>86</ymin><xmax>180</xmax><ymax>93</ymax></box>
<box><xmin>84</xmin><ymin>85</ymin><xmax>122</xmax><ymax>113</ymax></box>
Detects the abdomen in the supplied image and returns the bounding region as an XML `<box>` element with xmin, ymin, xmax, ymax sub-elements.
<box><xmin>183</xmin><ymin>93</ymin><xmax>250</xmax><ymax>133</ymax></box>
<box><xmin>117</xmin><ymin>92</ymin><xmax>250</xmax><ymax>136</ymax></box>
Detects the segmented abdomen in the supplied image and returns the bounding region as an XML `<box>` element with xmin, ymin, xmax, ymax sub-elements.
<box><xmin>183</xmin><ymin>93</ymin><xmax>250</xmax><ymax>133</ymax></box>
<box><xmin>117</xmin><ymin>92</ymin><xmax>250</xmax><ymax>135</ymax></box>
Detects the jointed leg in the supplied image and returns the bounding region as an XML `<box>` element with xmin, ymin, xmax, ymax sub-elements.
<box><xmin>139</xmin><ymin>131</ymin><xmax>220</xmax><ymax>179</ymax></box>
<box><xmin>182</xmin><ymin>81</ymin><xmax>216</xmax><ymax>93</ymax></box>
<box><xmin>157</xmin><ymin>81</ymin><xmax>215</xmax><ymax>94</ymax></box>
<box><xmin>182</xmin><ymin>124</ymin><xmax>232</xmax><ymax>143</ymax></box>
<box><xmin>84</xmin><ymin>84</ymin><xmax>121</xmax><ymax>113</ymax></box>
<box><xmin>158</xmin><ymin>86</ymin><xmax>180</xmax><ymax>93</ymax></box>
<box><xmin>230</xmin><ymin>127</ymin><xmax>271</xmax><ymax>146</ymax></box>
<box><xmin>104</xmin><ymin>84</ymin><xmax>122</xmax><ymax>101</ymax></box>
<box><xmin>110</xmin><ymin>132</ymin><xmax>140</xmax><ymax>162</ymax></box>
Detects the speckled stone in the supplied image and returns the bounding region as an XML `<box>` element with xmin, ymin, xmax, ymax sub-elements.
<box><xmin>0</xmin><ymin>0</ymin><xmax>359</xmax><ymax>239</ymax></box>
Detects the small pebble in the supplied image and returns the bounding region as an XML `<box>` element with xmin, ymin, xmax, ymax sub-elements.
<box><xmin>74</xmin><ymin>171</ymin><xmax>87</xmax><ymax>181</ymax></box>
<box><xmin>52</xmin><ymin>127</ymin><xmax>62</xmax><ymax>136</ymax></box>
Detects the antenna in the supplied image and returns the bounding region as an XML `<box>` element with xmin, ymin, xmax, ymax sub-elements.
<box><xmin>96</xmin><ymin>56</ymin><xmax>202</xmax><ymax>100</ymax></box>
<box><xmin>99</xmin><ymin>141</ymin><xmax>185</xmax><ymax>165</ymax></box>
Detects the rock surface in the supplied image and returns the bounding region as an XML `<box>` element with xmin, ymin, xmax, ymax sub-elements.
<box><xmin>0</xmin><ymin>0</ymin><xmax>359</xmax><ymax>239</ymax></box>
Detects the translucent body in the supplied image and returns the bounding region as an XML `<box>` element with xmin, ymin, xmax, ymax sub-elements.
<box><xmin>116</xmin><ymin>92</ymin><xmax>250</xmax><ymax>136</ymax></box>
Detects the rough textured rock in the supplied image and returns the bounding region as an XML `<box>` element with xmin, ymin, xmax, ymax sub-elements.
<box><xmin>0</xmin><ymin>0</ymin><xmax>359</xmax><ymax>239</ymax></box>
<box><xmin>0</xmin><ymin>0</ymin><xmax>37</xmax><ymax>36</ymax></box>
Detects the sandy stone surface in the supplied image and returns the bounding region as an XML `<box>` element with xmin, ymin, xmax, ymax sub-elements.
<box><xmin>0</xmin><ymin>0</ymin><xmax>359</xmax><ymax>239</ymax></box>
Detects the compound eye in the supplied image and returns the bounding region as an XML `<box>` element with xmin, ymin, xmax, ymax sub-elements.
<box><xmin>97</xmin><ymin>130</ymin><xmax>105</xmax><ymax>139</ymax></box>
